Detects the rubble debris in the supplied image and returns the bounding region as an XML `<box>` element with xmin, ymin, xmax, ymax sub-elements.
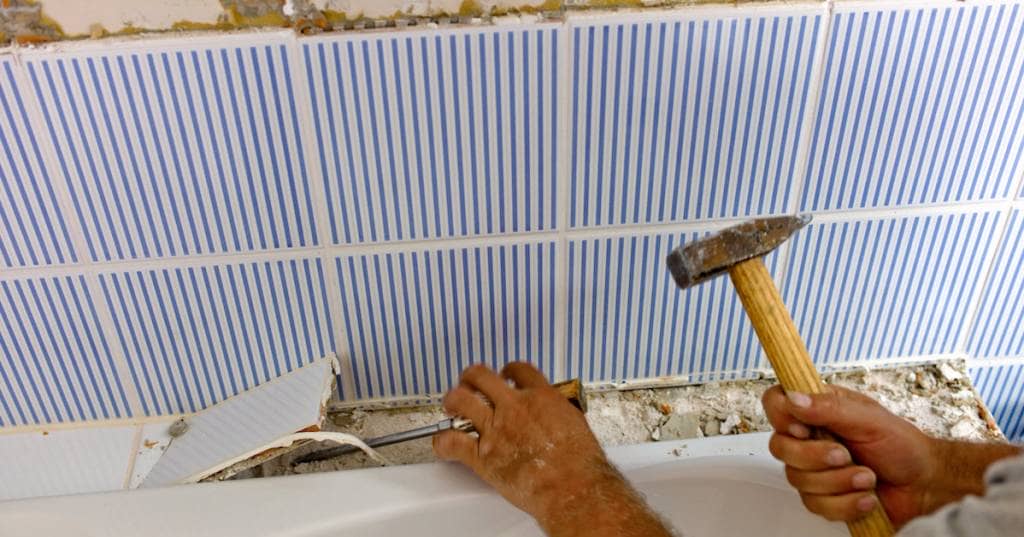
<box><xmin>249</xmin><ymin>359</ymin><xmax>1004</xmax><ymax>478</ymax></box>
<box><xmin>658</xmin><ymin>412</ymin><xmax>703</xmax><ymax>441</ymax></box>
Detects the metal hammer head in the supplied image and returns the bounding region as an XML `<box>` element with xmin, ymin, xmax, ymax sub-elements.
<box><xmin>666</xmin><ymin>214</ymin><xmax>812</xmax><ymax>289</ymax></box>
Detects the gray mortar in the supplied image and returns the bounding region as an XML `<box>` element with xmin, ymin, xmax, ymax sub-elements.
<box><xmin>221</xmin><ymin>0</ymin><xmax>285</xmax><ymax>19</ymax></box>
<box><xmin>246</xmin><ymin>359</ymin><xmax>1004</xmax><ymax>479</ymax></box>
<box><xmin>0</xmin><ymin>1</ymin><xmax>61</xmax><ymax>43</ymax></box>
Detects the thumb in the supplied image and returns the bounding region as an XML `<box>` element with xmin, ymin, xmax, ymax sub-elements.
<box><xmin>784</xmin><ymin>386</ymin><xmax>892</xmax><ymax>443</ymax></box>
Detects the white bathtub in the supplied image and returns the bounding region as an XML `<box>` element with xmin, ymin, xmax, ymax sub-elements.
<box><xmin>0</xmin><ymin>432</ymin><xmax>844</xmax><ymax>536</ymax></box>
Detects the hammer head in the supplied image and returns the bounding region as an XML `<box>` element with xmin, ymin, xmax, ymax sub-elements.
<box><xmin>666</xmin><ymin>214</ymin><xmax>811</xmax><ymax>289</ymax></box>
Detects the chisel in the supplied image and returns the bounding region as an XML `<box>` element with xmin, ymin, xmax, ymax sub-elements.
<box><xmin>293</xmin><ymin>378</ymin><xmax>586</xmax><ymax>465</ymax></box>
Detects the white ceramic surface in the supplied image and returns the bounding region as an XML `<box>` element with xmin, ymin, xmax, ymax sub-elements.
<box><xmin>0</xmin><ymin>432</ymin><xmax>844</xmax><ymax>537</ymax></box>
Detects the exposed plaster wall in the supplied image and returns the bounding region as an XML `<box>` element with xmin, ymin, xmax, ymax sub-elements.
<box><xmin>38</xmin><ymin>0</ymin><xmax>224</xmax><ymax>36</ymax></box>
<box><xmin>0</xmin><ymin>0</ymin><xmax>664</xmax><ymax>44</ymax></box>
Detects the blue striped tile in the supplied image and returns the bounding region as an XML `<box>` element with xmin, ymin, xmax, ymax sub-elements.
<box><xmin>335</xmin><ymin>241</ymin><xmax>557</xmax><ymax>399</ymax></box>
<box><xmin>971</xmin><ymin>362</ymin><xmax>1024</xmax><ymax>441</ymax></box>
<box><xmin>782</xmin><ymin>211</ymin><xmax>1002</xmax><ymax>364</ymax></box>
<box><xmin>98</xmin><ymin>258</ymin><xmax>335</xmax><ymax>416</ymax></box>
<box><xmin>0</xmin><ymin>275</ymin><xmax>131</xmax><ymax>426</ymax></box>
<box><xmin>566</xmin><ymin>232</ymin><xmax>780</xmax><ymax>384</ymax></box>
<box><xmin>0</xmin><ymin>57</ymin><xmax>78</xmax><ymax>268</ymax></box>
<box><xmin>24</xmin><ymin>38</ymin><xmax>319</xmax><ymax>262</ymax></box>
<box><xmin>967</xmin><ymin>208</ymin><xmax>1024</xmax><ymax>358</ymax></box>
<box><xmin>303</xmin><ymin>26</ymin><xmax>560</xmax><ymax>244</ymax></box>
<box><xmin>568</xmin><ymin>10</ymin><xmax>823</xmax><ymax>227</ymax></box>
<box><xmin>802</xmin><ymin>4</ymin><xmax>1024</xmax><ymax>211</ymax></box>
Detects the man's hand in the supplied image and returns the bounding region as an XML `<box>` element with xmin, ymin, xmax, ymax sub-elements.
<box><xmin>762</xmin><ymin>385</ymin><xmax>935</xmax><ymax>527</ymax></box>
<box><xmin>762</xmin><ymin>384</ymin><xmax>1021</xmax><ymax>528</ymax></box>
<box><xmin>433</xmin><ymin>362</ymin><xmax>673</xmax><ymax>537</ymax></box>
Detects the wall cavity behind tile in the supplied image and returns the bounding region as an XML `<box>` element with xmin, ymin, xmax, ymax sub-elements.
<box><xmin>0</xmin><ymin>0</ymin><xmax>1023</xmax><ymax>442</ymax></box>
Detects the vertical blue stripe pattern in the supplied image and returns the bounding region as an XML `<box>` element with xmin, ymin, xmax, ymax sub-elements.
<box><xmin>971</xmin><ymin>363</ymin><xmax>1024</xmax><ymax>441</ymax></box>
<box><xmin>783</xmin><ymin>212</ymin><xmax>1001</xmax><ymax>364</ymax></box>
<box><xmin>967</xmin><ymin>209</ymin><xmax>1024</xmax><ymax>358</ymax></box>
<box><xmin>335</xmin><ymin>241</ymin><xmax>556</xmax><ymax>399</ymax></box>
<box><xmin>24</xmin><ymin>40</ymin><xmax>318</xmax><ymax>262</ymax></box>
<box><xmin>303</xmin><ymin>26</ymin><xmax>560</xmax><ymax>245</ymax></box>
<box><xmin>98</xmin><ymin>258</ymin><xmax>335</xmax><ymax>416</ymax></box>
<box><xmin>0</xmin><ymin>58</ymin><xmax>78</xmax><ymax>268</ymax></box>
<box><xmin>569</xmin><ymin>14</ymin><xmax>823</xmax><ymax>227</ymax></box>
<box><xmin>5</xmin><ymin>10</ymin><xmax>1024</xmax><ymax>430</ymax></box>
<box><xmin>802</xmin><ymin>4</ymin><xmax>1024</xmax><ymax>211</ymax></box>
<box><xmin>0</xmin><ymin>275</ymin><xmax>130</xmax><ymax>426</ymax></box>
<box><xmin>566</xmin><ymin>232</ymin><xmax>780</xmax><ymax>383</ymax></box>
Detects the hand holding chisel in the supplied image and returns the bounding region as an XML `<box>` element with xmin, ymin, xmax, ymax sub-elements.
<box><xmin>293</xmin><ymin>377</ymin><xmax>585</xmax><ymax>465</ymax></box>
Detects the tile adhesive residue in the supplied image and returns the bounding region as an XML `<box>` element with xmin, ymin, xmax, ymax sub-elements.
<box><xmin>245</xmin><ymin>360</ymin><xmax>1002</xmax><ymax>478</ymax></box>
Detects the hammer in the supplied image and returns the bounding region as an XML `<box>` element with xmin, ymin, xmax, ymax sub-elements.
<box><xmin>666</xmin><ymin>215</ymin><xmax>895</xmax><ymax>537</ymax></box>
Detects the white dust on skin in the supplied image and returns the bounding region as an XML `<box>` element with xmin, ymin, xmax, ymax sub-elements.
<box><xmin>246</xmin><ymin>360</ymin><xmax>1002</xmax><ymax>478</ymax></box>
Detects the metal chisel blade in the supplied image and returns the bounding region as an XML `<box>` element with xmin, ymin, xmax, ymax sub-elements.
<box><xmin>292</xmin><ymin>417</ymin><xmax>471</xmax><ymax>465</ymax></box>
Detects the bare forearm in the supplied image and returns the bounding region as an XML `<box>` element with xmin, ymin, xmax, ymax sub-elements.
<box><xmin>922</xmin><ymin>438</ymin><xmax>1022</xmax><ymax>513</ymax></box>
<box><xmin>537</xmin><ymin>464</ymin><xmax>675</xmax><ymax>537</ymax></box>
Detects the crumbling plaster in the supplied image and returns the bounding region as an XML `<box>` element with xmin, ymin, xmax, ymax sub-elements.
<box><xmin>0</xmin><ymin>0</ymin><xmax>704</xmax><ymax>44</ymax></box>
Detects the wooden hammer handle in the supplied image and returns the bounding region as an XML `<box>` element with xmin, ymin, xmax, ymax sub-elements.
<box><xmin>728</xmin><ymin>258</ymin><xmax>895</xmax><ymax>537</ymax></box>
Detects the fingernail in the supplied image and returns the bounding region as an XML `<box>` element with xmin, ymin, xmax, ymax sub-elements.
<box><xmin>857</xmin><ymin>496</ymin><xmax>877</xmax><ymax>512</ymax></box>
<box><xmin>788</xmin><ymin>423</ymin><xmax>811</xmax><ymax>439</ymax></box>
<box><xmin>788</xmin><ymin>392</ymin><xmax>812</xmax><ymax>408</ymax></box>
<box><xmin>826</xmin><ymin>448</ymin><xmax>850</xmax><ymax>467</ymax></box>
<box><xmin>852</xmin><ymin>471</ymin><xmax>875</xmax><ymax>490</ymax></box>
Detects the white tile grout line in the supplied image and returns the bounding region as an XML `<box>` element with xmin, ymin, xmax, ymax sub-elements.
<box><xmin>817</xmin><ymin>352</ymin><xmax>968</xmax><ymax>371</ymax></box>
<box><xmin>0</xmin><ymin>414</ymin><xmax>179</xmax><ymax>436</ymax></box>
<box><xmin>81</xmin><ymin>272</ymin><xmax>147</xmax><ymax>420</ymax></box>
<box><xmin>3</xmin><ymin>200</ymin><xmax>1017</xmax><ymax>281</ymax></box>
<box><xmin>962</xmin><ymin>152</ymin><xmax>1024</xmax><ymax>363</ymax></box>
<box><xmin>775</xmin><ymin>0</ymin><xmax>832</xmax><ymax>303</ymax></box>
<box><xmin>7</xmin><ymin>51</ymin><xmax>148</xmax><ymax>419</ymax></box>
<box><xmin>1</xmin><ymin>354</ymin><xmax>1018</xmax><ymax>436</ymax></box>
<box><xmin>7</xmin><ymin>54</ymin><xmax>92</xmax><ymax>264</ymax></box>
<box><xmin>121</xmin><ymin>424</ymin><xmax>143</xmax><ymax>490</ymax></box>
<box><xmin>784</xmin><ymin>0</ymin><xmax>834</xmax><ymax>220</ymax></box>
<box><xmin>955</xmin><ymin>202</ymin><xmax>1016</xmax><ymax>356</ymax></box>
<box><xmin>965</xmin><ymin>355</ymin><xmax>1024</xmax><ymax>369</ymax></box>
<box><xmin>554</xmin><ymin>22</ymin><xmax>572</xmax><ymax>381</ymax></box>
<box><xmin>1</xmin><ymin>7</ymin><xmax>1021</xmax><ymax>421</ymax></box>
<box><xmin>1014</xmin><ymin>159</ymin><xmax>1024</xmax><ymax>202</ymax></box>
<box><xmin>803</xmin><ymin>199</ymin><xmax>1013</xmax><ymax>222</ymax></box>
<box><xmin>281</xmin><ymin>32</ymin><xmax>359</xmax><ymax>401</ymax></box>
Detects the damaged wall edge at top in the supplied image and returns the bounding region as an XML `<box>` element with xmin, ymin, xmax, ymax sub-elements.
<box><xmin>0</xmin><ymin>0</ymin><xmax>741</xmax><ymax>46</ymax></box>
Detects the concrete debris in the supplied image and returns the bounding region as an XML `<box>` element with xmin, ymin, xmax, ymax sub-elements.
<box><xmin>657</xmin><ymin>412</ymin><xmax>703</xmax><ymax>441</ymax></box>
<box><xmin>916</xmin><ymin>371</ymin><xmax>937</xmax><ymax>391</ymax></box>
<box><xmin>221</xmin><ymin>0</ymin><xmax>285</xmax><ymax>19</ymax></box>
<box><xmin>950</xmin><ymin>420</ymin><xmax>978</xmax><ymax>440</ymax></box>
<box><xmin>246</xmin><ymin>359</ymin><xmax>1003</xmax><ymax>478</ymax></box>
<box><xmin>0</xmin><ymin>0</ymin><xmax>62</xmax><ymax>45</ymax></box>
<box><xmin>937</xmin><ymin>362</ymin><xmax>963</xmax><ymax>382</ymax></box>
<box><xmin>720</xmin><ymin>414</ymin><xmax>742</xmax><ymax>436</ymax></box>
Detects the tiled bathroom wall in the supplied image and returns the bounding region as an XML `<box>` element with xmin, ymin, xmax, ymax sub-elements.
<box><xmin>1</xmin><ymin>1</ymin><xmax>1023</xmax><ymax>440</ymax></box>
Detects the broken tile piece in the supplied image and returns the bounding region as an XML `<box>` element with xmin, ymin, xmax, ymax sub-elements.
<box><xmin>141</xmin><ymin>355</ymin><xmax>338</xmax><ymax>487</ymax></box>
<box><xmin>128</xmin><ymin>420</ymin><xmax>175</xmax><ymax>489</ymax></box>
